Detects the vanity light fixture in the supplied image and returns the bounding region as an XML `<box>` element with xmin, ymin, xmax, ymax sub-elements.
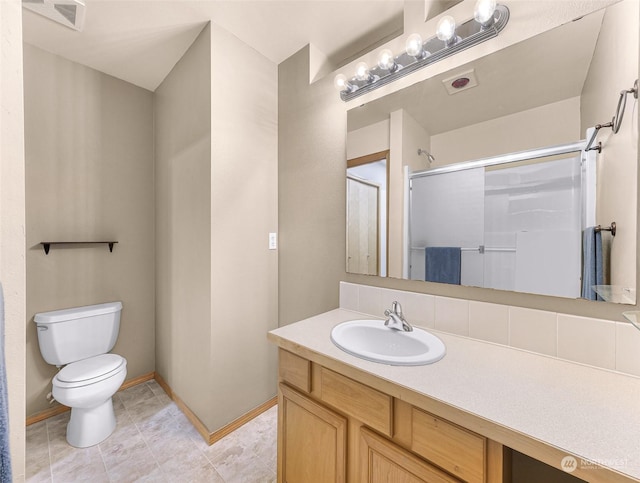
<box><xmin>377</xmin><ymin>49</ymin><xmax>398</xmax><ymax>72</ymax></box>
<box><xmin>436</xmin><ymin>16</ymin><xmax>458</xmax><ymax>46</ymax></box>
<box><xmin>334</xmin><ymin>74</ymin><xmax>354</xmax><ymax>93</ymax></box>
<box><xmin>355</xmin><ymin>62</ymin><xmax>373</xmax><ymax>82</ymax></box>
<box><xmin>405</xmin><ymin>33</ymin><xmax>426</xmax><ymax>59</ymax></box>
<box><xmin>475</xmin><ymin>0</ymin><xmax>498</xmax><ymax>27</ymax></box>
<box><xmin>334</xmin><ymin>0</ymin><xmax>509</xmax><ymax>102</ymax></box>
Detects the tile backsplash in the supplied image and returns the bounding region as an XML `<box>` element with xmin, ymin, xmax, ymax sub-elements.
<box><xmin>340</xmin><ymin>282</ymin><xmax>640</xmax><ymax>378</ymax></box>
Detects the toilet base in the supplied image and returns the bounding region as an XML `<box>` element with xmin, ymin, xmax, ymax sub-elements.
<box><xmin>66</xmin><ymin>398</ymin><xmax>116</xmax><ymax>448</ymax></box>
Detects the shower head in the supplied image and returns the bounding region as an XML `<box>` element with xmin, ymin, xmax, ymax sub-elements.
<box><xmin>417</xmin><ymin>148</ymin><xmax>435</xmax><ymax>164</ymax></box>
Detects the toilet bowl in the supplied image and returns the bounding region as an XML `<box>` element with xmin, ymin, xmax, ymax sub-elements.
<box><xmin>34</xmin><ymin>301</ymin><xmax>127</xmax><ymax>448</ymax></box>
<box><xmin>52</xmin><ymin>354</ymin><xmax>127</xmax><ymax>447</ymax></box>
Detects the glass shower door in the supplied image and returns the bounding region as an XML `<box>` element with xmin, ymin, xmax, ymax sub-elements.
<box><xmin>483</xmin><ymin>154</ymin><xmax>583</xmax><ymax>297</ymax></box>
<box><xmin>409</xmin><ymin>167</ymin><xmax>485</xmax><ymax>284</ymax></box>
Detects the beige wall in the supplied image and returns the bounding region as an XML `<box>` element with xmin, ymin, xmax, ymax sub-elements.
<box><xmin>208</xmin><ymin>23</ymin><xmax>278</xmax><ymax>431</ymax></box>
<box><xmin>155</xmin><ymin>25</ymin><xmax>214</xmax><ymax>424</ymax></box>
<box><xmin>401</xmin><ymin>110</ymin><xmax>431</xmax><ymax>174</ymax></box>
<box><xmin>581</xmin><ymin>0</ymin><xmax>639</xmax><ymax>292</ymax></box>
<box><xmin>156</xmin><ymin>23</ymin><xmax>278</xmax><ymax>432</ymax></box>
<box><xmin>0</xmin><ymin>0</ymin><xmax>26</xmax><ymax>479</ymax></box>
<box><xmin>279</xmin><ymin>45</ymin><xmax>346</xmax><ymax>326</ymax></box>
<box><xmin>432</xmin><ymin>97</ymin><xmax>581</xmax><ymax>165</ymax></box>
<box><xmin>388</xmin><ymin>110</ymin><xmax>404</xmax><ymax>279</ymax></box>
<box><xmin>23</xmin><ymin>45</ymin><xmax>156</xmax><ymax>417</ymax></box>
<box><xmin>278</xmin><ymin>0</ymin><xmax>638</xmax><ymax>328</ymax></box>
<box><xmin>347</xmin><ymin>119</ymin><xmax>390</xmax><ymax>160</ymax></box>
<box><xmin>388</xmin><ymin>109</ymin><xmax>431</xmax><ymax>278</ymax></box>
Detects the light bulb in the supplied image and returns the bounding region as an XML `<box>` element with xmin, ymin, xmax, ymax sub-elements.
<box><xmin>355</xmin><ymin>62</ymin><xmax>371</xmax><ymax>82</ymax></box>
<box><xmin>405</xmin><ymin>33</ymin><xmax>423</xmax><ymax>58</ymax></box>
<box><xmin>436</xmin><ymin>16</ymin><xmax>457</xmax><ymax>43</ymax></box>
<box><xmin>474</xmin><ymin>0</ymin><xmax>497</xmax><ymax>26</ymax></box>
<box><xmin>334</xmin><ymin>74</ymin><xmax>351</xmax><ymax>91</ymax></box>
<box><xmin>377</xmin><ymin>49</ymin><xmax>396</xmax><ymax>72</ymax></box>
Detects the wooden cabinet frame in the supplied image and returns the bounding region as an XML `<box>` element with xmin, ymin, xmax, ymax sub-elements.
<box><xmin>277</xmin><ymin>349</ymin><xmax>514</xmax><ymax>483</ymax></box>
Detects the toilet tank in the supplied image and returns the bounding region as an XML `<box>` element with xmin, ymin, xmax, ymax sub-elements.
<box><xmin>34</xmin><ymin>301</ymin><xmax>123</xmax><ymax>365</ymax></box>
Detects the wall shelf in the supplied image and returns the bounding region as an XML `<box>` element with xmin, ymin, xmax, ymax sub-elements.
<box><xmin>40</xmin><ymin>241</ymin><xmax>118</xmax><ymax>255</ymax></box>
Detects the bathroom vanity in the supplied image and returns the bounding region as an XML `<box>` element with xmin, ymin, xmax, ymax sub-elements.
<box><xmin>268</xmin><ymin>309</ymin><xmax>640</xmax><ymax>483</ymax></box>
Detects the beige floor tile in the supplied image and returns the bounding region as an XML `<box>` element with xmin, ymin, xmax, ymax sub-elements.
<box><xmin>174</xmin><ymin>414</ymin><xmax>210</xmax><ymax>452</ymax></box>
<box><xmin>205</xmin><ymin>431</ymin><xmax>275</xmax><ymax>483</ymax></box>
<box><xmin>145</xmin><ymin>379</ymin><xmax>166</xmax><ymax>397</ymax></box>
<box><xmin>26</xmin><ymin>420</ymin><xmax>50</xmax><ymax>481</ymax></box>
<box><xmin>26</xmin><ymin>454</ymin><xmax>51</xmax><ymax>482</ymax></box>
<box><xmin>118</xmin><ymin>383</ymin><xmax>157</xmax><ymax>409</ymax></box>
<box><xmin>50</xmin><ymin>445</ymin><xmax>109</xmax><ymax>483</ymax></box>
<box><xmin>235</xmin><ymin>410</ymin><xmax>277</xmax><ymax>471</ymax></box>
<box><xmin>126</xmin><ymin>396</ymin><xmax>174</xmax><ymax>424</ymax></box>
<box><xmin>26</xmin><ymin>380</ymin><xmax>278</xmax><ymax>482</ymax></box>
<box><xmin>128</xmin><ymin>465</ymin><xmax>167</xmax><ymax>483</ymax></box>
<box><xmin>101</xmin><ymin>437</ymin><xmax>161</xmax><ymax>483</ymax></box>
<box><xmin>46</xmin><ymin>414</ymin><xmax>75</xmax><ymax>462</ymax></box>
<box><xmin>160</xmin><ymin>450</ymin><xmax>224</xmax><ymax>483</ymax></box>
<box><xmin>140</xmin><ymin>416</ymin><xmax>200</xmax><ymax>464</ymax></box>
<box><xmin>25</xmin><ymin>471</ymin><xmax>52</xmax><ymax>483</ymax></box>
<box><xmin>45</xmin><ymin>412</ymin><xmax>69</xmax><ymax>437</ymax></box>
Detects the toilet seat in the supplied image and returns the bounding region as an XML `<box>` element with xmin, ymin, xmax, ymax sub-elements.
<box><xmin>53</xmin><ymin>354</ymin><xmax>126</xmax><ymax>389</ymax></box>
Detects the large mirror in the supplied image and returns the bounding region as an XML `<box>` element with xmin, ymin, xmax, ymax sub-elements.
<box><xmin>346</xmin><ymin>0</ymin><xmax>638</xmax><ymax>304</ymax></box>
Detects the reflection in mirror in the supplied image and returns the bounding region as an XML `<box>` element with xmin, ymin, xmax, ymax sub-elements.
<box><xmin>346</xmin><ymin>0</ymin><xmax>638</xmax><ymax>304</ymax></box>
<box><xmin>347</xmin><ymin>152</ymin><xmax>389</xmax><ymax>276</ymax></box>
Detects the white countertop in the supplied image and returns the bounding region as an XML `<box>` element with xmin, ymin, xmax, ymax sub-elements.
<box><xmin>269</xmin><ymin>308</ymin><xmax>640</xmax><ymax>482</ymax></box>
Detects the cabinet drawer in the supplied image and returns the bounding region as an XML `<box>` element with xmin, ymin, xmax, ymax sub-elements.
<box><xmin>411</xmin><ymin>408</ymin><xmax>485</xmax><ymax>483</ymax></box>
<box><xmin>320</xmin><ymin>367</ymin><xmax>392</xmax><ymax>436</ymax></box>
<box><xmin>279</xmin><ymin>350</ymin><xmax>311</xmax><ymax>393</ymax></box>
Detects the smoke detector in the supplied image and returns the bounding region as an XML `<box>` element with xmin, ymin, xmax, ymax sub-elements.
<box><xmin>22</xmin><ymin>0</ymin><xmax>86</xmax><ymax>31</ymax></box>
<box><xmin>442</xmin><ymin>69</ymin><xmax>478</xmax><ymax>95</ymax></box>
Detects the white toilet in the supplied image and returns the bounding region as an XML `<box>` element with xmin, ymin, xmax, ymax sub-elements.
<box><xmin>34</xmin><ymin>301</ymin><xmax>127</xmax><ymax>448</ymax></box>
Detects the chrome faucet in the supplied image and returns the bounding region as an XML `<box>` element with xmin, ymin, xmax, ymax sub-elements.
<box><xmin>384</xmin><ymin>301</ymin><xmax>413</xmax><ymax>332</ymax></box>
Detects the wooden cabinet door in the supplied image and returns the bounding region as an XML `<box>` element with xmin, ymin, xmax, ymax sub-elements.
<box><xmin>279</xmin><ymin>383</ymin><xmax>347</xmax><ymax>483</ymax></box>
<box><xmin>360</xmin><ymin>427</ymin><xmax>459</xmax><ymax>483</ymax></box>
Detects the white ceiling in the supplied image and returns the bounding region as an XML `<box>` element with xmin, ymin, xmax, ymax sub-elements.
<box><xmin>22</xmin><ymin>0</ymin><xmax>406</xmax><ymax>92</ymax></box>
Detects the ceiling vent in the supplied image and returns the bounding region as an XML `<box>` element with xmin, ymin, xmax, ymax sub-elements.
<box><xmin>442</xmin><ymin>69</ymin><xmax>479</xmax><ymax>95</ymax></box>
<box><xmin>22</xmin><ymin>0</ymin><xmax>86</xmax><ymax>31</ymax></box>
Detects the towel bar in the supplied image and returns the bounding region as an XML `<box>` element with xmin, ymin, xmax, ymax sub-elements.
<box><xmin>595</xmin><ymin>222</ymin><xmax>616</xmax><ymax>236</ymax></box>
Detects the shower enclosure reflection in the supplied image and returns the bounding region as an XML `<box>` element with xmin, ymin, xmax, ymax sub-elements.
<box><xmin>345</xmin><ymin>0</ymin><xmax>638</xmax><ymax>303</ymax></box>
<box><xmin>409</xmin><ymin>150</ymin><xmax>584</xmax><ymax>298</ymax></box>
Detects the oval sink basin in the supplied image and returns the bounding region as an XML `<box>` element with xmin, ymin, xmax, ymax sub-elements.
<box><xmin>330</xmin><ymin>319</ymin><xmax>446</xmax><ymax>366</ymax></box>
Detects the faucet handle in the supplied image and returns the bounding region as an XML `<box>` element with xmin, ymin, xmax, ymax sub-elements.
<box><xmin>391</xmin><ymin>301</ymin><xmax>403</xmax><ymax>316</ymax></box>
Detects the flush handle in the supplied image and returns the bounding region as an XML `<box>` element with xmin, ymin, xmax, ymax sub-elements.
<box><xmin>37</xmin><ymin>325</ymin><xmax>48</xmax><ymax>331</ymax></box>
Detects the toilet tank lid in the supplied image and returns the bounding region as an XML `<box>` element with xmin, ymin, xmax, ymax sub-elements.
<box><xmin>34</xmin><ymin>301</ymin><xmax>123</xmax><ymax>324</ymax></box>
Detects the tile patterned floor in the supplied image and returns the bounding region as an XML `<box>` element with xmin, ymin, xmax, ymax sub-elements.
<box><xmin>26</xmin><ymin>380</ymin><xmax>277</xmax><ymax>482</ymax></box>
